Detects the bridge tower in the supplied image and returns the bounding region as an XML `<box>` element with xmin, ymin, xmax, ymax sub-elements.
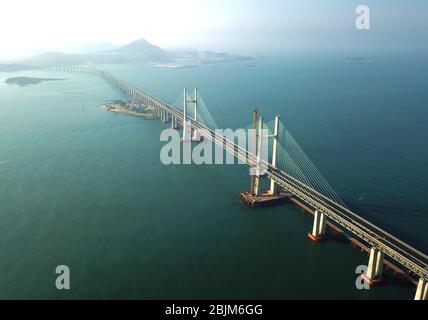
<box><xmin>182</xmin><ymin>88</ymin><xmax>198</xmax><ymax>141</ymax></box>
<box><xmin>193</xmin><ymin>88</ymin><xmax>198</xmax><ymax>123</ymax></box>
<box><xmin>253</xmin><ymin>116</ymin><xmax>264</xmax><ymax>196</ymax></box>
<box><xmin>240</xmin><ymin>112</ymin><xmax>290</xmax><ymax>207</ymax></box>
<box><xmin>269</xmin><ymin>115</ymin><xmax>280</xmax><ymax>195</ymax></box>
<box><xmin>192</xmin><ymin>88</ymin><xmax>199</xmax><ymax>140</ymax></box>
<box><xmin>183</xmin><ymin>88</ymin><xmax>189</xmax><ymax>140</ymax></box>
<box><xmin>249</xmin><ymin>109</ymin><xmax>258</xmax><ymax>195</ymax></box>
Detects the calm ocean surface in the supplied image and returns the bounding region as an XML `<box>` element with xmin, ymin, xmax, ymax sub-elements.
<box><xmin>0</xmin><ymin>55</ymin><xmax>427</xmax><ymax>299</ymax></box>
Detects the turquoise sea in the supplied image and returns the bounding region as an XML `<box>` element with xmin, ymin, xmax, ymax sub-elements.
<box><xmin>0</xmin><ymin>55</ymin><xmax>427</xmax><ymax>299</ymax></box>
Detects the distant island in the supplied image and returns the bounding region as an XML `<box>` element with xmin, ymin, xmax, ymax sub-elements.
<box><xmin>346</xmin><ymin>56</ymin><xmax>366</xmax><ymax>61</ymax></box>
<box><xmin>5</xmin><ymin>77</ymin><xmax>65</xmax><ymax>86</ymax></box>
<box><xmin>0</xmin><ymin>39</ymin><xmax>252</xmax><ymax>69</ymax></box>
<box><xmin>100</xmin><ymin>100</ymin><xmax>158</xmax><ymax>120</ymax></box>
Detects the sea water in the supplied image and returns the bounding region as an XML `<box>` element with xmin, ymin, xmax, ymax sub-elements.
<box><xmin>0</xmin><ymin>54</ymin><xmax>427</xmax><ymax>299</ymax></box>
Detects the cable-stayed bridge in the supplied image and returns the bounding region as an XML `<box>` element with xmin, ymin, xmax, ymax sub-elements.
<box><xmin>40</xmin><ymin>63</ymin><xmax>428</xmax><ymax>300</ymax></box>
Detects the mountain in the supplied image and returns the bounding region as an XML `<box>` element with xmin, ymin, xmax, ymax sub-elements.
<box><xmin>20</xmin><ymin>39</ymin><xmax>250</xmax><ymax>67</ymax></box>
<box><xmin>110</xmin><ymin>39</ymin><xmax>171</xmax><ymax>62</ymax></box>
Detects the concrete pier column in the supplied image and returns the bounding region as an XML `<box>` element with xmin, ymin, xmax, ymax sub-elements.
<box><xmin>415</xmin><ymin>278</ymin><xmax>428</xmax><ymax>300</ymax></box>
<box><xmin>308</xmin><ymin>210</ymin><xmax>327</xmax><ymax>241</ymax></box>
<box><xmin>363</xmin><ymin>247</ymin><xmax>384</xmax><ymax>284</ymax></box>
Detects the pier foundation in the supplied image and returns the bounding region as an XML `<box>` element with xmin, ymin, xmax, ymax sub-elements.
<box><xmin>240</xmin><ymin>191</ymin><xmax>291</xmax><ymax>207</ymax></box>
<box><xmin>362</xmin><ymin>247</ymin><xmax>384</xmax><ymax>285</ymax></box>
<box><xmin>308</xmin><ymin>210</ymin><xmax>327</xmax><ymax>242</ymax></box>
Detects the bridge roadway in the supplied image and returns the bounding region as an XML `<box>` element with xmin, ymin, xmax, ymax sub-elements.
<box><xmin>47</xmin><ymin>64</ymin><xmax>428</xmax><ymax>291</ymax></box>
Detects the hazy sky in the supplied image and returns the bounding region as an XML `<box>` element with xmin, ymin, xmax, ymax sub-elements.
<box><xmin>1</xmin><ymin>0</ymin><xmax>427</xmax><ymax>58</ymax></box>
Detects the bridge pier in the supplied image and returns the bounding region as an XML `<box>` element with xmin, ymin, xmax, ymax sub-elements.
<box><xmin>308</xmin><ymin>210</ymin><xmax>327</xmax><ymax>241</ymax></box>
<box><xmin>415</xmin><ymin>278</ymin><xmax>428</xmax><ymax>300</ymax></box>
<box><xmin>362</xmin><ymin>247</ymin><xmax>384</xmax><ymax>285</ymax></box>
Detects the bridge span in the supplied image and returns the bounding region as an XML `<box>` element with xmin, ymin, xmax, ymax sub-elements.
<box><xmin>41</xmin><ymin>63</ymin><xmax>428</xmax><ymax>300</ymax></box>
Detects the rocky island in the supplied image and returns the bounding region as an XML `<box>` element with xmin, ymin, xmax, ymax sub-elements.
<box><xmin>101</xmin><ymin>100</ymin><xmax>159</xmax><ymax>120</ymax></box>
<box><xmin>5</xmin><ymin>77</ymin><xmax>64</xmax><ymax>86</ymax></box>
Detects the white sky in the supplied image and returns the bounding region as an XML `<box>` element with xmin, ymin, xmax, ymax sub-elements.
<box><xmin>1</xmin><ymin>0</ymin><xmax>427</xmax><ymax>59</ymax></box>
<box><xmin>1</xmin><ymin>0</ymin><xmax>231</xmax><ymax>58</ymax></box>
